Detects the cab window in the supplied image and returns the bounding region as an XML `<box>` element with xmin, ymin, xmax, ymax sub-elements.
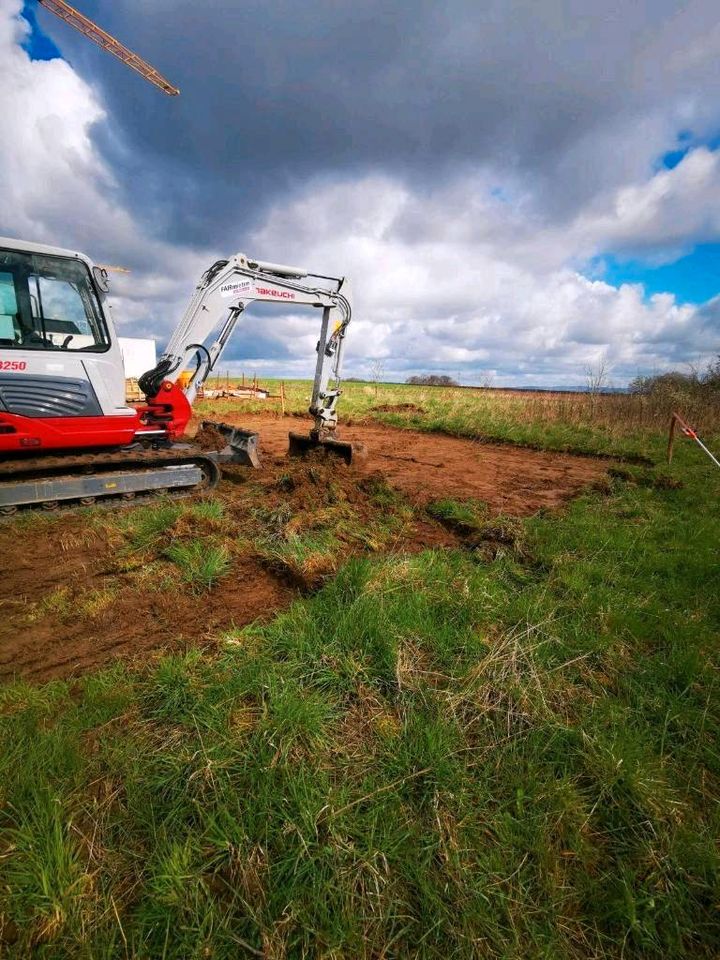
<box><xmin>0</xmin><ymin>249</ymin><xmax>110</xmax><ymax>352</ymax></box>
<box><xmin>0</xmin><ymin>272</ymin><xmax>18</xmax><ymax>343</ymax></box>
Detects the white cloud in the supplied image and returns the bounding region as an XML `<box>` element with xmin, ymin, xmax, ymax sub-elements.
<box><xmin>571</xmin><ymin>147</ymin><xmax>720</xmax><ymax>259</ymax></box>
<box><xmin>250</xmin><ymin>174</ymin><xmax>712</xmax><ymax>385</ymax></box>
<box><xmin>0</xmin><ymin>0</ymin><xmax>213</xmax><ymax>338</ymax></box>
<box><xmin>0</xmin><ymin>0</ymin><xmax>717</xmax><ymax>387</ymax></box>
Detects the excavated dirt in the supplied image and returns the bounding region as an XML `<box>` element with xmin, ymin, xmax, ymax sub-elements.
<box><xmin>221</xmin><ymin>414</ymin><xmax>610</xmax><ymax>515</ymax></box>
<box><xmin>193</xmin><ymin>422</ymin><xmax>229</xmax><ymax>451</ymax></box>
<box><xmin>0</xmin><ymin>417</ymin><xmax>610</xmax><ymax>685</ymax></box>
<box><xmin>0</xmin><ymin>527</ymin><xmax>294</xmax><ymax>685</ymax></box>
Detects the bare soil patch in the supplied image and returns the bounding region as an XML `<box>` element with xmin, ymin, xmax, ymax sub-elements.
<box><xmin>223</xmin><ymin>414</ymin><xmax>610</xmax><ymax>515</ymax></box>
<box><xmin>0</xmin><ymin>417</ymin><xmax>609</xmax><ymax>684</ymax></box>
<box><xmin>0</xmin><ymin>526</ymin><xmax>293</xmax><ymax>685</ymax></box>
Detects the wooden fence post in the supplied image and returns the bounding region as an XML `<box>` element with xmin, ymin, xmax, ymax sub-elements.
<box><xmin>667</xmin><ymin>413</ymin><xmax>677</xmax><ymax>464</ymax></box>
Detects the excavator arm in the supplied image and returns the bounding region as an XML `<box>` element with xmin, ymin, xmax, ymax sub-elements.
<box><xmin>138</xmin><ymin>253</ymin><xmax>352</xmax><ymax>445</ymax></box>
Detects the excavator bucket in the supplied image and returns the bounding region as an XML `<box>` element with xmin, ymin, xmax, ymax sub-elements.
<box><xmin>288</xmin><ymin>430</ymin><xmax>363</xmax><ymax>465</ymax></box>
<box><xmin>200</xmin><ymin>420</ymin><xmax>261</xmax><ymax>468</ymax></box>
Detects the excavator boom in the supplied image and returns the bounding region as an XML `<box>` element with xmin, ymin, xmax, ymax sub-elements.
<box><xmin>142</xmin><ymin>253</ymin><xmax>352</xmax><ymax>442</ymax></box>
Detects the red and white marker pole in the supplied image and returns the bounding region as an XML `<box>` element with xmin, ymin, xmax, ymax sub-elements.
<box><xmin>668</xmin><ymin>411</ymin><xmax>720</xmax><ymax>468</ymax></box>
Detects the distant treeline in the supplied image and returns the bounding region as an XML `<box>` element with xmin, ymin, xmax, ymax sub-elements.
<box><xmin>344</xmin><ymin>357</ymin><xmax>720</xmax><ymax>397</ymax></box>
<box><xmin>629</xmin><ymin>357</ymin><xmax>720</xmax><ymax>398</ymax></box>
<box><xmin>344</xmin><ymin>376</ymin><xmax>620</xmax><ymax>395</ymax></box>
<box><xmin>405</xmin><ymin>374</ymin><xmax>459</xmax><ymax>387</ymax></box>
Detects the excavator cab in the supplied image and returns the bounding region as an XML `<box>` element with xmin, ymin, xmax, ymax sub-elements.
<box><xmin>0</xmin><ymin>240</ymin><xmax>140</xmax><ymax>453</ymax></box>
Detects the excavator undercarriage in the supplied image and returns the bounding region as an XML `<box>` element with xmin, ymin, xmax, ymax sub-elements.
<box><xmin>0</xmin><ymin>421</ymin><xmax>261</xmax><ymax>514</ymax></box>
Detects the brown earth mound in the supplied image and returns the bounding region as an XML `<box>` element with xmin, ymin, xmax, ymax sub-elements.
<box><xmin>0</xmin><ymin>417</ymin><xmax>609</xmax><ymax>685</ymax></box>
<box><xmin>192</xmin><ymin>421</ymin><xmax>229</xmax><ymax>450</ymax></box>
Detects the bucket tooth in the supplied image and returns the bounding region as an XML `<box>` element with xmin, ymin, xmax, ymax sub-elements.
<box><xmin>288</xmin><ymin>431</ymin><xmax>364</xmax><ymax>465</ymax></box>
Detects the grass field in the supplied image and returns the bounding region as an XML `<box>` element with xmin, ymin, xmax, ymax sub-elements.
<box><xmin>1</xmin><ymin>384</ymin><xmax>719</xmax><ymax>958</ymax></box>
<box><xmin>197</xmin><ymin>376</ymin><xmax>720</xmax><ymax>463</ymax></box>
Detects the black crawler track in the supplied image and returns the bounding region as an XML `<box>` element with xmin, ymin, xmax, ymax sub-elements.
<box><xmin>0</xmin><ymin>445</ymin><xmax>221</xmax><ymax>514</ymax></box>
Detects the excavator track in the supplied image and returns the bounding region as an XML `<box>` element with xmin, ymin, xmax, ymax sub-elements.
<box><xmin>0</xmin><ymin>445</ymin><xmax>221</xmax><ymax>515</ymax></box>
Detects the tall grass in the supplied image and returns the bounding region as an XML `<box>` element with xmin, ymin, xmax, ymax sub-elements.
<box><xmin>470</xmin><ymin>382</ymin><xmax>720</xmax><ymax>434</ymax></box>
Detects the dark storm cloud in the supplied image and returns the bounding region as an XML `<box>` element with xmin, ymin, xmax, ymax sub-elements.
<box><xmin>35</xmin><ymin>0</ymin><xmax>720</xmax><ymax>248</ymax></box>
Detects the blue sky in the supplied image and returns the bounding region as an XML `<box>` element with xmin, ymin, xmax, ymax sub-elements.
<box><xmin>3</xmin><ymin>0</ymin><xmax>720</xmax><ymax>386</ymax></box>
<box><xmin>595</xmin><ymin>135</ymin><xmax>720</xmax><ymax>306</ymax></box>
<box><xmin>599</xmin><ymin>245</ymin><xmax>720</xmax><ymax>306</ymax></box>
<box><xmin>20</xmin><ymin>1</ymin><xmax>59</xmax><ymax>60</ymax></box>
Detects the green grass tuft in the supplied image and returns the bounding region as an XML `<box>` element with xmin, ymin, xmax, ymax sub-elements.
<box><xmin>164</xmin><ymin>539</ymin><xmax>231</xmax><ymax>591</ymax></box>
<box><xmin>124</xmin><ymin>501</ymin><xmax>184</xmax><ymax>550</ymax></box>
<box><xmin>256</xmin><ymin>529</ymin><xmax>340</xmax><ymax>586</ymax></box>
<box><xmin>426</xmin><ymin>497</ymin><xmax>487</xmax><ymax>531</ymax></box>
<box><xmin>189</xmin><ymin>499</ymin><xmax>225</xmax><ymax>522</ymax></box>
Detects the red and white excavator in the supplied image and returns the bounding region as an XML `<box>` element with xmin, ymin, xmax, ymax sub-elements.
<box><xmin>0</xmin><ymin>237</ymin><xmax>356</xmax><ymax>512</ymax></box>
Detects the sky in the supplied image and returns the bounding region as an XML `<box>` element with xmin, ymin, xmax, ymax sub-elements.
<box><xmin>1</xmin><ymin>0</ymin><xmax>719</xmax><ymax>386</ymax></box>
